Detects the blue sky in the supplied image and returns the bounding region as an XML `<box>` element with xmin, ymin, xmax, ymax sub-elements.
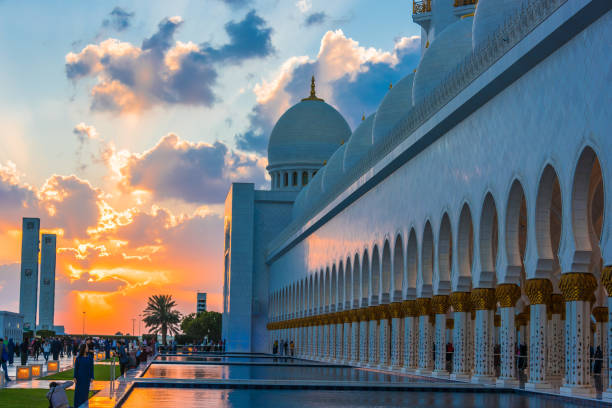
<box><xmin>0</xmin><ymin>0</ymin><xmax>423</xmax><ymax>332</ymax></box>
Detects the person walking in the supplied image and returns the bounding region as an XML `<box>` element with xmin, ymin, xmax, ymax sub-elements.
<box><xmin>7</xmin><ymin>338</ymin><xmax>14</xmax><ymax>366</ymax></box>
<box><xmin>20</xmin><ymin>338</ymin><xmax>29</xmax><ymax>366</ymax></box>
<box><xmin>290</xmin><ymin>340</ymin><xmax>295</xmax><ymax>357</ymax></box>
<box><xmin>118</xmin><ymin>340</ymin><xmax>129</xmax><ymax>380</ymax></box>
<box><xmin>43</xmin><ymin>340</ymin><xmax>51</xmax><ymax>362</ymax></box>
<box><xmin>52</xmin><ymin>338</ymin><xmax>61</xmax><ymax>361</ymax></box>
<box><xmin>47</xmin><ymin>381</ymin><xmax>73</xmax><ymax>408</ymax></box>
<box><xmin>1</xmin><ymin>338</ymin><xmax>11</xmax><ymax>383</ymax></box>
<box><xmin>73</xmin><ymin>343</ymin><xmax>94</xmax><ymax>408</ymax></box>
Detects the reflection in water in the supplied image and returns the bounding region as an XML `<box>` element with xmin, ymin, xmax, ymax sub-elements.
<box><xmin>156</xmin><ymin>356</ymin><xmax>294</xmax><ymax>363</ymax></box>
<box><xmin>122</xmin><ymin>388</ymin><xmax>588</xmax><ymax>408</ymax></box>
<box><xmin>143</xmin><ymin>364</ymin><xmax>433</xmax><ymax>383</ymax></box>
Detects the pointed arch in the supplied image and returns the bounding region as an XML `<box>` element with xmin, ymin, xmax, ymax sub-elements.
<box><xmin>505</xmin><ymin>180</ymin><xmax>527</xmax><ymax>284</ymax></box>
<box><xmin>381</xmin><ymin>239</ymin><xmax>392</xmax><ymax>303</ymax></box>
<box><xmin>535</xmin><ymin>164</ymin><xmax>562</xmax><ymax>277</ymax></box>
<box><xmin>457</xmin><ymin>203</ymin><xmax>474</xmax><ymax>282</ymax></box>
<box><xmin>420</xmin><ymin>222</ymin><xmax>434</xmax><ymax>297</ymax></box>
<box><xmin>393</xmin><ymin>234</ymin><xmax>404</xmax><ymax>301</ymax></box>
<box><xmin>353</xmin><ymin>253</ymin><xmax>361</xmax><ymax>307</ymax></box>
<box><xmin>479</xmin><ymin>192</ymin><xmax>499</xmax><ymax>287</ymax></box>
<box><xmin>437</xmin><ymin>213</ymin><xmax>452</xmax><ymax>293</ymax></box>
<box><xmin>371</xmin><ymin>244</ymin><xmax>381</xmax><ymax>303</ymax></box>
<box><xmin>406</xmin><ymin>228</ymin><xmax>418</xmax><ymax>294</ymax></box>
<box><xmin>361</xmin><ymin>249</ymin><xmax>370</xmax><ymax>302</ymax></box>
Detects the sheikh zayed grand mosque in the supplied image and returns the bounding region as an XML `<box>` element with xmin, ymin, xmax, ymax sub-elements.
<box><xmin>222</xmin><ymin>0</ymin><xmax>612</xmax><ymax>400</ymax></box>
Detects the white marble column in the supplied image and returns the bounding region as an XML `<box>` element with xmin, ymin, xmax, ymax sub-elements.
<box><xmin>317</xmin><ymin>324</ymin><xmax>323</xmax><ymax>359</ymax></box>
<box><xmin>402</xmin><ymin>301</ymin><xmax>418</xmax><ymax>372</ymax></box>
<box><xmin>359</xmin><ymin>318</ymin><xmax>369</xmax><ymax>366</ymax></box>
<box><xmin>350</xmin><ymin>314</ymin><xmax>360</xmax><ymax>364</ymax></box>
<box><xmin>328</xmin><ymin>323</ymin><xmax>335</xmax><ymax>360</ymax></box>
<box><xmin>368</xmin><ymin>316</ymin><xmax>379</xmax><ymax>367</ymax></box>
<box><xmin>471</xmin><ymin>288</ymin><xmax>496</xmax><ymax>384</ymax></box>
<box><xmin>560</xmin><ymin>272</ymin><xmax>597</xmax><ymax>398</ymax></box>
<box><xmin>604</xmin><ymin>273</ymin><xmax>612</xmax><ymax>401</ymax></box>
<box><xmin>343</xmin><ymin>320</ymin><xmax>351</xmax><ymax>363</ymax></box>
<box><xmin>593</xmin><ymin>307</ymin><xmax>608</xmax><ymax>392</ymax></box>
<box><xmin>468</xmin><ymin>311</ymin><xmax>475</xmax><ymax>372</ymax></box>
<box><xmin>432</xmin><ymin>295</ymin><xmax>449</xmax><ymax>378</ymax></box>
<box><xmin>416</xmin><ymin>298</ymin><xmax>433</xmax><ymax>375</ymax></box>
<box><xmin>524</xmin><ymin>278</ymin><xmax>554</xmax><ymax>390</ymax></box>
<box><xmin>390</xmin><ymin>303</ymin><xmax>403</xmax><ymax>369</ymax></box>
<box><xmin>548</xmin><ymin>294</ymin><xmax>565</xmax><ymax>382</ymax></box>
<box><xmin>449</xmin><ymin>292</ymin><xmax>471</xmax><ymax>380</ymax></box>
<box><xmin>335</xmin><ymin>321</ymin><xmax>343</xmax><ymax>362</ymax></box>
<box><xmin>497</xmin><ymin>307</ymin><xmax>518</xmax><ymax>386</ymax></box>
<box><xmin>378</xmin><ymin>310</ymin><xmax>391</xmax><ymax>369</ymax></box>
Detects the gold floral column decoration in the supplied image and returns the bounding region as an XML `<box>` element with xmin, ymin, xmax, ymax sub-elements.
<box><xmin>390</xmin><ymin>302</ymin><xmax>403</xmax><ymax>319</ymax></box>
<box><xmin>449</xmin><ymin>292</ymin><xmax>471</xmax><ymax>312</ymax></box>
<box><xmin>471</xmin><ymin>288</ymin><xmax>496</xmax><ymax>310</ymax></box>
<box><xmin>495</xmin><ymin>284</ymin><xmax>521</xmax><ymax>308</ymax></box>
<box><xmin>592</xmin><ymin>306</ymin><xmax>609</xmax><ymax>323</ymax></box>
<box><xmin>431</xmin><ymin>295</ymin><xmax>450</xmax><ymax>315</ymax></box>
<box><xmin>402</xmin><ymin>300</ymin><xmax>418</xmax><ymax>317</ymax></box>
<box><xmin>559</xmin><ymin>272</ymin><xmax>597</xmax><ymax>302</ymax></box>
<box><xmin>525</xmin><ymin>279</ymin><xmax>553</xmax><ymax>305</ymax></box>
<box><xmin>416</xmin><ymin>297</ymin><xmax>432</xmax><ymax>316</ymax></box>
<box><xmin>602</xmin><ymin>265</ymin><xmax>612</xmax><ymax>296</ymax></box>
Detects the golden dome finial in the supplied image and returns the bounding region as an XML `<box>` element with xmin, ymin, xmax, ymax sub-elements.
<box><xmin>389</xmin><ymin>82</ymin><xmax>393</xmax><ymax>90</ymax></box>
<box><xmin>301</xmin><ymin>75</ymin><xmax>324</xmax><ymax>102</ymax></box>
<box><xmin>361</xmin><ymin>114</ymin><xmax>365</xmax><ymax>121</ymax></box>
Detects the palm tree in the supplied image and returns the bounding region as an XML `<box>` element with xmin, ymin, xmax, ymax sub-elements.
<box><xmin>143</xmin><ymin>294</ymin><xmax>181</xmax><ymax>345</ymax></box>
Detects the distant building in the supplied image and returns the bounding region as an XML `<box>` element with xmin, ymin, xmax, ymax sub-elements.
<box><xmin>197</xmin><ymin>292</ymin><xmax>207</xmax><ymax>313</ymax></box>
<box><xmin>38</xmin><ymin>233</ymin><xmax>56</xmax><ymax>331</ymax></box>
<box><xmin>19</xmin><ymin>218</ymin><xmax>39</xmax><ymax>331</ymax></box>
<box><xmin>52</xmin><ymin>325</ymin><xmax>65</xmax><ymax>335</ymax></box>
<box><xmin>0</xmin><ymin>311</ymin><xmax>24</xmax><ymax>341</ymax></box>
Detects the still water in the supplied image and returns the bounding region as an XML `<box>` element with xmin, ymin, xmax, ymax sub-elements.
<box><xmin>143</xmin><ymin>364</ymin><xmax>432</xmax><ymax>382</ymax></box>
<box><xmin>121</xmin><ymin>388</ymin><xmax>587</xmax><ymax>408</ymax></box>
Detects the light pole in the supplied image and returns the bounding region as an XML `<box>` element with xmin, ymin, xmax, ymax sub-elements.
<box><xmin>131</xmin><ymin>318</ymin><xmax>136</xmax><ymax>339</ymax></box>
<box><xmin>82</xmin><ymin>311</ymin><xmax>86</xmax><ymax>335</ymax></box>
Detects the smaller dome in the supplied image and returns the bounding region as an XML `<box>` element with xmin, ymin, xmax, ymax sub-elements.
<box><xmin>473</xmin><ymin>0</ymin><xmax>525</xmax><ymax>50</ymax></box>
<box><xmin>292</xmin><ymin>182</ymin><xmax>310</xmax><ymax>219</ymax></box>
<box><xmin>322</xmin><ymin>144</ymin><xmax>347</xmax><ymax>193</ymax></box>
<box><xmin>372</xmin><ymin>73</ymin><xmax>414</xmax><ymax>144</ymax></box>
<box><xmin>343</xmin><ymin>114</ymin><xmax>375</xmax><ymax>172</ymax></box>
<box><xmin>412</xmin><ymin>16</ymin><xmax>473</xmax><ymax>106</ymax></box>
<box><xmin>303</xmin><ymin>165</ymin><xmax>326</xmax><ymax>214</ymax></box>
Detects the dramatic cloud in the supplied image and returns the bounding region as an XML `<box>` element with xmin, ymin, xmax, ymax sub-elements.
<box><xmin>217</xmin><ymin>0</ymin><xmax>251</xmax><ymax>9</ymax></box>
<box><xmin>102</xmin><ymin>7</ymin><xmax>134</xmax><ymax>31</ymax></box>
<box><xmin>236</xmin><ymin>31</ymin><xmax>421</xmax><ymax>153</ymax></box>
<box><xmin>304</xmin><ymin>11</ymin><xmax>327</xmax><ymax>26</ymax></box>
<box><xmin>66</xmin><ymin>12</ymin><xmax>273</xmax><ymax>113</ymax></box>
<box><xmin>117</xmin><ymin>133</ymin><xmax>267</xmax><ymax>204</ymax></box>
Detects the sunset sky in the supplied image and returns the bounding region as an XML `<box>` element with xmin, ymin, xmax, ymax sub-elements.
<box><xmin>0</xmin><ymin>0</ymin><xmax>422</xmax><ymax>334</ymax></box>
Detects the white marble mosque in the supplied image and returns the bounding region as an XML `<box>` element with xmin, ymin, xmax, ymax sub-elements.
<box><xmin>222</xmin><ymin>0</ymin><xmax>612</xmax><ymax>400</ymax></box>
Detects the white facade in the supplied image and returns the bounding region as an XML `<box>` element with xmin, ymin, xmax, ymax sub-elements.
<box><xmin>38</xmin><ymin>233</ymin><xmax>56</xmax><ymax>331</ymax></box>
<box><xmin>0</xmin><ymin>311</ymin><xmax>24</xmax><ymax>341</ymax></box>
<box><xmin>19</xmin><ymin>217</ymin><xmax>39</xmax><ymax>332</ymax></box>
<box><xmin>224</xmin><ymin>0</ymin><xmax>612</xmax><ymax>399</ymax></box>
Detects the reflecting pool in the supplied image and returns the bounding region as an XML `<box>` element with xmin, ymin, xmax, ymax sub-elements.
<box><xmin>155</xmin><ymin>355</ymin><xmax>305</xmax><ymax>363</ymax></box>
<box><xmin>121</xmin><ymin>388</ymin><xmax>588</xmax><ymax>408</ymax></box>
<box><xmin>142</xmin><ymin>364</ymin><xmax>431</xmax><ymax>383</ymax></box>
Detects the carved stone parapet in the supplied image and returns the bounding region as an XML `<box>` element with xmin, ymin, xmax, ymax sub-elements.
<box><xmin>525</xmin><ymin>279</ymin><xmax>553</xmax><ymax>305</ymax></box>
<box><xmin>450</xmin><ymin>291</ymin><xmax>471</xmax><ymax>312</ymax></box>
<box><xmin>495</xmin><ymin>284</ymin><xmax>521</xmax><ymax>308</ymax></box>
<box><xmin>431</xmin><ymin>295</ymin><xmax>449</xmax><ymax>314</ymax></box>
<box><xmin>416</xmin><ymin>297</ymin><xmax>432</xmax><ymax>316</ymax></box>
<box><xmin>559</xmin><ymin>272</ymin><xmax>597</xmax><ymax>302</ymax></box>
<box><xmin>471</xmin><ymin>288</ymin><xmax>496</xmax><ymax>310</ymax></box>
<box><xmin>602</xmin><ymin>266</ymin><xmax>612</xmax><ymax>296</ymax></box>
<box><xmin>390</xmin><ymin>302</ymin><xmax>403</xmax><ymax>318</ymax></box>
<box><xmin>592</xmin><ymin>306</ymin><xmax>609</xmax><ymax>323</ymax></box>
<box><xmin>402</xmin><ymin>300</ymin><xmax>418</xmax><ymax>317</ymax></box>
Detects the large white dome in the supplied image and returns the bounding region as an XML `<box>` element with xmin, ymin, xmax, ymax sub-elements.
<box><xmin>473</xmin><ymin>0</ymin><xmax>525</xmax><ymax>50</ymax></box>
<box><xmin>372</xmin><ymin>73</ymin><xmax>414</xmax><ymax>144</ymax></box>
<box><xmin>267</xmin><ymin>99</ymin><xmax>351</xmax><ymax>170</ymax></box>
<box><xmin>343</xmin><ymin>114</ymin><xmax>375</xmax><ymax>173</ymax></box>
<box><xmin>412</xmin><ymin>16</ymin><xmax>473</xmax><ymax>106</ymax></box>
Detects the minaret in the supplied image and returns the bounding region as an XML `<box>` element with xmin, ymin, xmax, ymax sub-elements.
<box><xmin>39</xmin><ymin>234</ymin><xmax>56</xmax><ymax>331</ymax></box>
<box><xmin>412</xmin><ymin>0</ymin><xmax>477</xmax><ymax>55</ymax></box>
<box><xmin>19</xmin><ymin>218</ymin><xmax>40</xmax><ymax>332</ymax></box>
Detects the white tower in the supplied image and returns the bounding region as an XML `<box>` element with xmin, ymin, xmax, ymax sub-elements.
<box><xmin>19</xmin><ymin>218</ymin><xmax>40</xmax><ymax>332</ymax></box>
<box><xmin>39</xmin><ymin>234</ymin><xmax>56</xmax><ymax>330</ymax></box>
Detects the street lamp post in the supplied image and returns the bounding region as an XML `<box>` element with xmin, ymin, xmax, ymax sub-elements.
<box><xmin>82</xmin><ymin>311</ymin><xmax>86</xmax><ymax>335</ymax></box>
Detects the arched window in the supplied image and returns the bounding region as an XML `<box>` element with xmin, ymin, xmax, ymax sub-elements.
<box><xmin>292</xmin><ymin>172</ymin><xmax>298</xmax><ymax>186</ymax></box>
<box><xmin>284</xmin><ymin>173</ymin><xmax>288</xmax><ymax>187</ymax></box>
<box><xmin>302</xmin><ymin>171</ymin><xmax>308</xmax><ymax>185</ymax></box>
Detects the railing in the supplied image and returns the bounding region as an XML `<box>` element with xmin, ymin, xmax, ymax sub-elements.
<box><xmin>454</xmin><ymin>0</ymin><xmax>477</xmax><ymax>6</ymax></box>
<box><xmin>265</xmin><ymin>0</ymin><xmax>568</xmax><ymax>261</ymax></box>
<box><xmin>413</xmin><ymin>0</ymin><xmax>431</xmax><ymax>14</ymax></box>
